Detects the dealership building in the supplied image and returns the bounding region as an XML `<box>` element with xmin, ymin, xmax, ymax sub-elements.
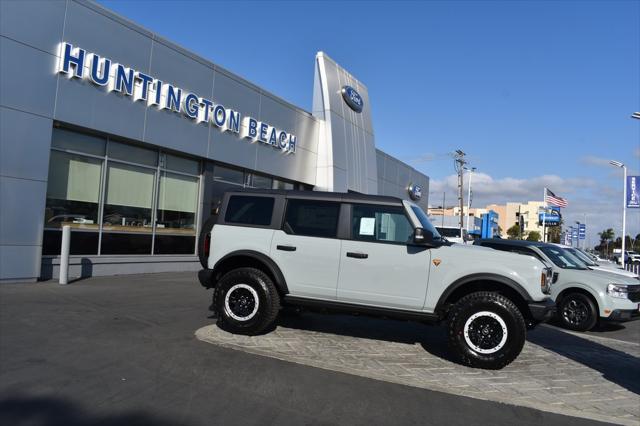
<box><xmin>0</xmin><ymin>0</ymin><xmax>430</xmax><ymax>282</ymax></box>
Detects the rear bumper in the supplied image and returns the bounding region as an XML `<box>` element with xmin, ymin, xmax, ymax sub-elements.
<box><xmin>198</xmin><ymin>269</ymin><xmax>215</xmax><ymax>289</ymax></box>
<box><xmin>528</xmin><ymin>298</ymin><xmax>556</xmax><ymax>322</ymax></box>
<box><xmin>604</xmin><ymin>308</ymin><xmax>640</xmax><ymax>322</ymax></box>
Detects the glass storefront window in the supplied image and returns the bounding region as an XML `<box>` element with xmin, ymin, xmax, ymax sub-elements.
<box><xmin>102</xmin><ymin>162</ymin><xmax>155</xmax><ymax>232</ymax></box>
<box><xmin>250</xmin><ymin>174</ymin><xmax>272</xmax><ymax>189</ymax></box>
<box><xmin>43</xmin><ymin>230</ymin><xmax>99</xmax><ymax>255</ymax></box>
<box><xmin>273</xmin><ymin>179</ymin><xmax>294</xmax><ymax>190</ymax></box>
<box><xmin>52</xmin><ymin>128</ymin><xmax>106</xmax><ymax>157</ymax></box>
<box><xmin>108</xmin><ymin>140</ymin><xmax>157</xmax><ymax>167</ymax></box>
<box><xmin>165</xmin><ymin>153</ymin><xmax>199</xmax><ymax>175</ymax></box>
<box><xmin>213</xmin><ymin>165</ymin><xmax>244</xmax><ymax>185</ymax></box>
<box><xmin>44</xmin><ymin>151</ymin><xmax>102</xmax><ymax>230</ymax></box>
<box><xmin>44</xmin><ymin>128</ymin><xmax>203</xmax><ymax>257</ymax></box>
<box><xmin>101</xmin><ymin>233</ymin><xmax>152</xmax><ymax>255</ymax></box>
<box><xmin>156</xmin><ymin>171</ymin><xmax>198</xmax><ymax>234</ymax></box>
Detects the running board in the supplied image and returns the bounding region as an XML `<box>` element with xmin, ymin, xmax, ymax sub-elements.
<box><xmin>283</xmin><ymin>295</ymin><xmax>441</xmax><ymax>323</ymax></box>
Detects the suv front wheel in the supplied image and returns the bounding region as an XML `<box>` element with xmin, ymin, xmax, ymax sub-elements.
<box><xmin>447</xmin><ymin>291</ymin><xmax>526</xmax><ymax>369</ymax></box>
<box><xmin>557</xmin><ymin>292</ymin><xmax>598</xmax><ymax>332</ymax></box>
<box><xmin>215</xmin><ymin>267</ymin><xmax>281</xmax><ymax>335</ymax></box>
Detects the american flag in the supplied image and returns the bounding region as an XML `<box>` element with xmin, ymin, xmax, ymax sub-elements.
<box><xmin>545</xmin><ymin>188</ymin><xmax>568</xmax><ymax>208</ymax></box>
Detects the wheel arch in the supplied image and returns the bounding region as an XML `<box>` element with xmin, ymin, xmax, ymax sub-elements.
<box><xmin>555</xmin><ymin>285</ymin><xmax>600</xmax><ymax>312</ymax></box>
<box><xmin>436</xmin><ymin>273</ymin><xmax>533</xmax><ymax>321</ymax></box>
<box><xmin>211</xmin><ymin>250</ymin><xmax>289</xmax><ymax>296</ymax></box>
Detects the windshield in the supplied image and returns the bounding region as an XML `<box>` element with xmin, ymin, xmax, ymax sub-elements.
<box><xmin>577</xmin><ymin>248</ymin><xmax>598</xmax><ymax>262</ymax></box>
<box><xmin>565</xmin><ymin>247</ymin><xmax>598</xmax><ymax>266</ymax></box>
<box><xmin>539</xmin><ymin>246</ymin><xmax>589</xmax><ymax>270</ymax></box>
<box><xmin>437</xmin><ymin>227</ymin><xmax>463</xmax><ymax>238</ymax></box>
<box><xmin>409</xmin><ymin>205</ymin><xmax>443</xmax><ymax>240</ymax></box>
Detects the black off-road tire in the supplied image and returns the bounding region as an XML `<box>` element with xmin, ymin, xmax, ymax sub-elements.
<box><xmin>198</xmin><ymin>216</ymin><xmax>218</xmax><ymax>268</ymax></box>
<box><xmin>557</xmin><ymin>292</ymin><xmax>598</xmax><ymax>332</ymax></box>
<box><xmin>447</xmin><ymin>291</ymin><xmax>526</xmax><ymax>370</ymax></box>
<box><xmin>216</xmin><ymin>267</ymin><xmax>280</xmax><ymax>335</ymax></box>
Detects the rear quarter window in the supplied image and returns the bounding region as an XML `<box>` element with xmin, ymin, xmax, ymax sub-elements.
<box><xmin>283</xmin><ymin>199</ymin><xmax>340</xmax><ymax>238</ymax></box>
<box><xmin>224</xmin><ymin>196</ymin><xmax>274</xmax><ymax>226</ymax></box>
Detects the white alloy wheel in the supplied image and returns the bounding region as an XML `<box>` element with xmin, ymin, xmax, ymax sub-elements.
<box><xmin>463</xmin><ymin>311</ymin><xmax>508</xmax><ymax>354</ymax></box>
<box><xmin>224</xmin><ymin>284</ymin><xmax>260</xmax><ymax>321</ymax></box>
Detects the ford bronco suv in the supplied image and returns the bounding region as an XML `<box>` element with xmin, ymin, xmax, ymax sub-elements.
<box><xmin>198</xmin><ymin>190</ymin><xmax>555</xmax><ymax>369</ymax></box>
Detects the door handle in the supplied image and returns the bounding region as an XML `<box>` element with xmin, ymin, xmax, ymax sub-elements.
<box><xmin>346</xmin><ymin>252</ymin><xmax>368</xmax><ymax>259</ymax></box>
<box><xmin>277</xmin><ymin>245</ymin><xmax>297</xmax><ymax>252</ymax></box>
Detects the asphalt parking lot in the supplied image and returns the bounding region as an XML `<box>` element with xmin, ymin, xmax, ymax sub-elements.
<box><xmin>1</xmin><ymin>272</ymin><xmax>637</xmax><ymax>426</ymax></box>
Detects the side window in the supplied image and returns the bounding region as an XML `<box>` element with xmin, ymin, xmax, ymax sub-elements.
<box><xmin>224</xmin><ymin>196</ymin><xmax>274</xmax><ymax>226</ymax></box>
<box><xmin>351</xmin><ymin>204</ymin><xmax>413</xmax><ymax>244</ymax></box>
<box><xmin>283</xmin><ymin>199</ymin><xmax>340</xmax><ymax>238</ymax></box>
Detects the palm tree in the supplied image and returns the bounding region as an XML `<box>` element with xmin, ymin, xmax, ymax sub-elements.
<box><xmin>598</xmin><ymin>228</ymin><xmax>615</xmax><ymax>258</ymax></box>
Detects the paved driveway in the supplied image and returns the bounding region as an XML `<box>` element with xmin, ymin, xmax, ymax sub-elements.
<box><xmin>197</xmin><ymin>311</ymin><xmax>640</xmax><ymax>425</ymax></box>
<box><xmin>0</xmin><ymin>272</ymin><xmax>633</xmax><ymax>426</ymax></box>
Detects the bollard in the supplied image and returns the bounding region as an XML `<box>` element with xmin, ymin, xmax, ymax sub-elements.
<box><xmin>59</xmin><ymin>225</ymin><xmax>71</xmax><ymax>285</ymax></box>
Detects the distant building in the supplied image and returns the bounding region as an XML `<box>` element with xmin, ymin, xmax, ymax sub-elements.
<box><xmin>429</xmin><ymin>201</ymin><xmax>547</xmax><ymax>238</ymax></box>
<box><xmin>427</xmin><ymin>206</ymin><xmax>492</xmax><ymax>237</ymax></box>
<box><xmin>485</xmin><ymin>201</ymin><xmax>545</xmax><ymax>238</ymax></box>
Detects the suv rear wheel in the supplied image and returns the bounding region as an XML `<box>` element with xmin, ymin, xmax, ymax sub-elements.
<box><xmin>216</xmin><ymin>267</ymin><xmax>280</xmax><ymax>335</ymax></box>
<box><xmin>557</xmin><ymin>292</ymin><xmax>598</xmax><ymax>332</ymax></box>
<box><xmin>447</xmin><ymin>291</ymin><xmax>526</xmax><ymax>370</ymax></box>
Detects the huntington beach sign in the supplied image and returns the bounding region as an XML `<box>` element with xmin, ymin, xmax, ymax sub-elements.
<box><xmin>56</xmin><ymin>42</ymin><xmax>297</xmax><ymax>154</ymax></box>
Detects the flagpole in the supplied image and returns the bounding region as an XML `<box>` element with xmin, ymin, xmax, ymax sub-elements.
<box><xmin>542</xmin><ymin>187</ymin><xmax>547</xmax><ymax>242</ymax></box>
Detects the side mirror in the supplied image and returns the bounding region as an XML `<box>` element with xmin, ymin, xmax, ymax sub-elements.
<box><xmin>414</xmin><ymin>227</ymin><xmax>434</xmax><ymax>244</ymax></box>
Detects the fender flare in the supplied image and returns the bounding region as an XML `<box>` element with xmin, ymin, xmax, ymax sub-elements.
<box><xmin>435</xmin><ymin>273</ymin><xmax>533</xmax><ymax>310</ymax></box>
<box><xmin>553</xmin><ymin>282</ymin><xmax>601</xmax><ymax>307</ymax></box>
<box><xmin>212</xmin><ymin>250</ymin><xmax>289</xmax><ymax>294</ymax></box>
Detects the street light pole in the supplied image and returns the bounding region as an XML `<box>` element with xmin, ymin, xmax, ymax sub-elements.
<box><xmin>465</xmin><ymin>167</ymin><xmax>476</xmax><ymax>233</ymax></box>
<box><xmin>610</xmin><ymin>160</ymin><xmax>627</xmax><ymax>269</ymax></box>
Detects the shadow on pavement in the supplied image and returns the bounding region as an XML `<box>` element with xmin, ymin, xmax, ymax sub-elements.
<box><xmin>589</xmin><ymin>322</ymin><xmax>626</xmax><ymax>333</ymax></box>
<box><xmin>275</xmin><ymin>311</ymin><xmax>640</xmax><ymax>392</ymax></box>
<box><xmin>277</xmin><ymin>311</ymin><xmax>461</xmax><ymax>364</ymax></box>
<box><xmin>0</xmin><ymin>394</ymin><xmax>191</xmax><ymax>426</ymax></box>
<box><xmin>528</xmin><ymin>326</ymin><xmax>640</xmax><ymax>395</ymax></box>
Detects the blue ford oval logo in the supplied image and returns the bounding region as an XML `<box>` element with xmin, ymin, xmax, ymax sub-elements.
<box><xmin>408</xmin><ymin>183</ymin><xmax>422</xmax><ymax>201</ymax></box>
<box><xmin>341</xmin><ymin>86</ymin><xmax>363</xmax><ymax>113</ymax></box>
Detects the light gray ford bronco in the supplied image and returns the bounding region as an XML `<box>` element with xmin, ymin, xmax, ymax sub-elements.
<box><xmin>198</xmin><ymin>190</ymin><xmax>555</xmax><ymax>369</ymax></box>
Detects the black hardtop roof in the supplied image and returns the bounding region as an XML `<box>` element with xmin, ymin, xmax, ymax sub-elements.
<box><xmin>475</xmin><ymin>239</ymin><xmax>552</xmax><ymax>248</ymax></box>
<box><xmin>224</xmin><ymin>189</ymin><xmax>405</xmax><ymax>205</ymax></box>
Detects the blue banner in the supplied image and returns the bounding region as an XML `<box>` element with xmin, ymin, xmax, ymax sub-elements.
<box><xmin>628</xmin><ymin>176</ymin><xmax>640</xmax><ymax>208</ymax></box>
<box><xmin>578</xmin><ymin>224</ymin><xmax>586</xmax><ymax>240</ymax></box>
<box><xmin>539</xmin><ymin>206</ymin><xmax>561</xmax><ymax>226</ymax></box>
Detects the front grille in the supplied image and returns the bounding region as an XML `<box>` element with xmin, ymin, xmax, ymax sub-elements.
<box><xmin>628</xmin><ymin>286</ymin><xmax>640</xmax><ymax>302</ymax></box>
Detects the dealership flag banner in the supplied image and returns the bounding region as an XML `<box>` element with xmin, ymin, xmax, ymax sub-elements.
<box><xmin>545</xmin><ymin>188</ymin><xmax>568</xmax><ymax>208</ymax></box>
<box><xmin>579</xmin><ymin>224</ymin><xmax>586</xmax><ymax>240</ymax></box>
<box><xmin>627</xmin><ymin>176</ymin><xmax>639</xmax><ymax>208</ymax></box>
<box><xmin>542</xmin><ymin>187</ymin><xmax>567</xmax><ymax>242</ymax></box>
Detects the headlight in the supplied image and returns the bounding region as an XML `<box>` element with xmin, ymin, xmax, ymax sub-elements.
<box><xmin>540</xmin><ymin>268</ymin><xmax>552</xmax><ymax>294</ymax></box>
<box><xmin>607</xmin><ymin>284</ymin><xmax>629</xmax><ymax>299</ymax></box>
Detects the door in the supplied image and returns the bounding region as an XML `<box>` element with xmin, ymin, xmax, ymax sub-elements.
<box><xmin>337</xmin><ymin>204</ymin><xmax>431</xmax><ymax>310</ymax></box>
<box><xmin>270</xmin><ymin>198</ymin><xmax>342</xmax><ymax>300</ymax></box>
